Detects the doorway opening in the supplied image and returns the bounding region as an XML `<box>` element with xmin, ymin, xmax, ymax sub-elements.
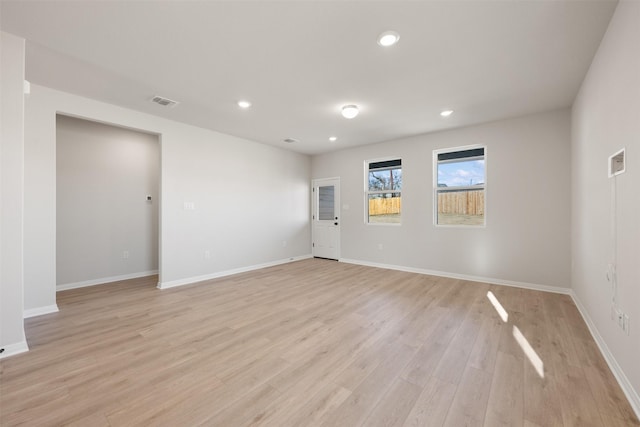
<box><xmin>56</xmin><ymin>115</ymin><xmax>160</xmax><ymax>291</ymax></box>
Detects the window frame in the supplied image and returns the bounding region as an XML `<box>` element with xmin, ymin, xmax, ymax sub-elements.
<box><xmin>365</xmin><ymin>157</ymin><xmax>402</xmax><ymax>226</ymax></box>
<box><xmin>433</xmin><ymin>145</ymin><xmax>487</xmax><ymax>228</ymax></box>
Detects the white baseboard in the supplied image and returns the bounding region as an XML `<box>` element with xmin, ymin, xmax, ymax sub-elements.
<box><xmin>570</xmin><ymin>291</ymin><xmax>640</xmax><ymax>420</ymax></box>
<box><xmin>57</xmin><ymin>270</ymin><xmax>159</xmax><ymax>291</ymax></box>
<box><xmin>157</xmin><ymin>254</ymin><xmax>312</xmax><ymax>290</ymax></box>
<box><xmin>24</xmin><ymin>304</ymin><xmax>59</xmax><ymax>319</ymax></box>
<box><xmin>339</xmin><ymin>258</ymin><xmax>571</xmax><ymax>295</ymax></box>
<box><xmin>0</xmin><ymin>340</ymin><xmax>29</xmax><ymax>359</ymax></box>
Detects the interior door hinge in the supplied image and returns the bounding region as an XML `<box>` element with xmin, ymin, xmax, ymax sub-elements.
<box><xmin>312</xmin><ymin>242</ymin><xmax>315</xmax><ymax>247</ymax></box>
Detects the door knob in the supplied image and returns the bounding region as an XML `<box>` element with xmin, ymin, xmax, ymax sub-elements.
<box><xmin>334</xmin><ymin>222</ymin><xmax>339</xmax><ymax>225</ymax></box>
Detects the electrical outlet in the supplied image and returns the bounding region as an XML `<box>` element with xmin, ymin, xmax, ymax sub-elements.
<box><xmin>613</xmin><ymin>307</ymin><xmax>630</xmax><ymax>335</ymax></box>
<box><xmin>377</xmin><ymin>243</ymin><xmax>383</xmax><ymax>251</ymax></box>
<box><xmin>123</xmin><ymin>250</ymin><xmax>129</xmax><ymax>259</ymax></box>
<box><xmin>204</xmin><ymin>250</ymin><xmax>211</xmax><ymax>259</ymax></box>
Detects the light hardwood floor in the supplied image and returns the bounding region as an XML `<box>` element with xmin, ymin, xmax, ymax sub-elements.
<box><xmin>1</xmin><ymin>259</ymin><xmax>638</xmax><ymax>426</ymax></box>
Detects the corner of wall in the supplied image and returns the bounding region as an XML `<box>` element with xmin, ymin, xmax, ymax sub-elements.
<box><xmin>570</xmin><ymin>291</ymin><xmax>640</xmax><ymax>418</ymax></box>
<box><xmin>0</xmin><ymin>341</ymin><xmax>30</xmax><ymax>360</ymax></box>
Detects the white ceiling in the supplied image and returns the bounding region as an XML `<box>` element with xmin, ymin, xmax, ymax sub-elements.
<box><xmin>1</xmin><ymin>1</ymin><xmax>616</xmax><ymax>155</ymax></box>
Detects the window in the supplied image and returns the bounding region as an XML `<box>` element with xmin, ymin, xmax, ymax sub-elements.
<box><xmin>318</xmin><ymin>185</ymin><xmax>335</xmax><ymax>220</ymax></box>
<box><xmin>434</xmin><ymin>146</ymin><xmax>485</xmax><ymax>226</ymax></box>
<box><xmin>366</xmin><ymin>159</ymin><xmax>402</xmax><ymax>224</ymax></box>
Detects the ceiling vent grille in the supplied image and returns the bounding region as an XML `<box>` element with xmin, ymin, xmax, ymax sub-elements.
<box><xmin>151</xmin><ymin>95</ymin><xmax>179</xmax><ymax>107</ymax></box>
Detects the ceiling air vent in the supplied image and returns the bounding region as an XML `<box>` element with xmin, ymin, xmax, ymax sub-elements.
<box><xmin>151</xmin><ymin>95</ymin><xmax>179</xmax><ymax>108</ymax></box>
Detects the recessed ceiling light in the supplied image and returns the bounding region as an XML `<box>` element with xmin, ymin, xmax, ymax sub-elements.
<box><xmin>237</xmin><ymin>100</ymin><xmax>252</xmax><ymax>109</ymax></box>
<box><xmin>377</xmin><ymin>31</ymin><xmax>400</xmax><ymax>47</ymax></box>
<box><xmin>440</xmin><ymin>110</ymin><xmax>454</xmax><ymax>117</ymax></box>
<box><xmin>341</xmin><ymin>105</ymin><xmax>359</xmax><ymax>119</ymax></box>
<box><xmin>329</xmin><ymin>136</ymin><xmax>337</xmax><ymax>142</ymax></box>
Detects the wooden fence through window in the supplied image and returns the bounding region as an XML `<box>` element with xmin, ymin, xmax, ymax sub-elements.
<box><xmin>369</xmin><ymin>197</ymin><xmax>401</xmax><ymax>216</ymax></box>
<box><xmin>437</xmin><ymin>189</ymin><xmax>484</xmax><ymax>215</ymax></box>
<box><xmin>368</xmin><ymin>190</ymin><xmax>484</xmax><ymax>216</ymax></box>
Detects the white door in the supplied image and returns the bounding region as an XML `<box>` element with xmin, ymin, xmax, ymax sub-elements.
<box><xmin>312</xmin><ymin>178</ymin><xmax>340</xmax><ymax>260</ymax></box>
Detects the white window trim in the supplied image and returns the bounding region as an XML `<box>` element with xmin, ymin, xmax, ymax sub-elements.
<box><xmin>364</xmin><ymin>157</ymin><xmax>402</xmax><ymax>226</ymax></box>
<box><xmin>433</xmin><ymin>144</ymin><xmax>487</xmax><ymax>228</ymax></box>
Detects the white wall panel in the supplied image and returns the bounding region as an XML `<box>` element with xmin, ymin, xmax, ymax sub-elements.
<box><xmin>312</xmin><ymin>109</ymin><xmax>571</xmax><ymax>290</ymax></box>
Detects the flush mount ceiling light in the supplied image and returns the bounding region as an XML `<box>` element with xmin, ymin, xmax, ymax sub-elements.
<box><xmin>440</xmin><ymin>109</ymin><xmax>454</xmax><ymax>117</ymax></box>
<box><xmin>329</xmin><ymin>136</ymin><xmax>337</xmax><ymax>142</ymax></box>
<box><xmin>377</xmin><ymin>31</ymin><xmax>400</xmax><ymax>47</ymax></box>
<box><xmin>341</xmin><ymin>105</ymin><xmax>359</xmax><ymax>119</ymax></box>
<box><xmin>237</xmin><ymin>100</ymin><xmax>252</xmax><ymax>109</ymax></box>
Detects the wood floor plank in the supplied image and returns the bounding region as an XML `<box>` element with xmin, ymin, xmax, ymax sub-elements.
<box><xmin>251</xmin><ymin>381</ymin><xmax>352</xmax><ymax>427</ymax></box>
<box><xmin>432</xmin><ymin>310</ymin><xmax>484</xmax><ymax>384</ymax></box>
<box><xmin>201</xmin><ymin>382</ymin><xmax>283</xmax><ymax>426</ymax></box>
<box><xmin>400</xmin><ymin>310</ymin><xmax>456</xmax><ymax>387</ymax></box>
<box><xmin>582</xmin><ymin>365</ymin><xmax>640</xmax><ymax>426</ymax></box>
<box><xmin>523</xmin><ymin>362</ymin><xmax>564</xmax><ymax>427</ymax></box>
<box><xmin>467</xmin><ymin>314</ymin><xmax>503</xmax><ymax>374</ymax></box>
<box><xmin>105</xmin><ymin>367</ymin><xmax>225</xmax><ymax>426</ymax></box>
<box><xmin>402</xmin><ymin>377</ymin><xmax>457</xmax><ymax>427</ymax></box>
<box><xmin>0</xmin><ymin>259</ymin><xmax>637</xmax><ymax>427</ymax></box>
<box><xmin>483</xmin><ymin>351</ymin><xmax>524</xmax><ymax>427</ymax></box>
<box><xmin>521</xmin><ymin>293</ymin><xmax>565</xmax><ymax>427</ymax></box>
<box><xmin>363</xmin><ymin>378</ymin><xmax>422</xmax><ymax>427</ymax></box>
<box><xmin>155</xmin><ymin>356</ymin><xmax>291</xmax><ymax>426</ymax></box>
<box><xmin>443</xmin><ymin>365</ymin><xmax>493</xmax><ymax>427</ymax></box>
<box><xmin>333</xmin><ymin>336</ymin><xmax>399</xmax><ymax>391</ymax></box>
<box><xmin>319</xmin><ymin>342</ymin><xmax>418</xmax><ymax>427</ymax></box>
<box><xmin>556</xmin><ymin>365</ymin><xmax>606</xmax><ymax>426</ymax></box>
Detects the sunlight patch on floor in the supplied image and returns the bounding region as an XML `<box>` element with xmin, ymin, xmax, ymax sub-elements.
<box><xmin>487</xmin><ymin>291</ymin><xmax>508</xmax><ymax>323</ymax></box>
<box><xmin>513</xmin><ymin>325</ymin><xmax>544</xmax><ymax>378</ymax></box>
<box><xmin>487</xmin><ymin>291</ymin><xmax>544</xmax><ymax>378</ymax></box>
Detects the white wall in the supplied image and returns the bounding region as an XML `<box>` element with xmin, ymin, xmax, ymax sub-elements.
<box><xmin>56</xmin><ymin>115</ymin><xmax>159</xmax><ymax>287</ymax></box>
<box><xmin>312</xmin><ymin>109</ymin><xmax>572</xmax><ymax>290</ymax></box>
<box><xmin>23</xmin><ymin>82</ymin><xmax>57</xmax><ymax>312</ymax></box>
<box><xmin>23</xmin><ymin>84</ymin><xmax>311</xmax><ymax>310</ymax></box>
<box><xmin>572</xmin><ymin>0</ymin><xmax>640</xmax><ymax>411</ymax></box>
<box><xmin>0</xmin><ymin>32</ymin><xmax>28</xmax><ymax>356</ymax></box>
